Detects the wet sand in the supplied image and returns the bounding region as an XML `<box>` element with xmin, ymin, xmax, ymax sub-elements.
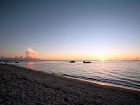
<box><xmin>0</xmin><ymin>64</ymin><xmax>140</xmax><ymax>105</ymax></box>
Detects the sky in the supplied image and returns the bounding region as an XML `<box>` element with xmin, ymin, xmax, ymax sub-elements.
<box><xmin>0</xmin><ymin>0</ymin><xmax>140</xmax><ymax>60</ymax></box>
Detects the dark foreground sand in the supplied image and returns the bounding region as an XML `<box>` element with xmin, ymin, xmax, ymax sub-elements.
<box><xmin>0</xmin><ymin>64</ymin><xmax>140</xmax><ymax>105</ymax></box>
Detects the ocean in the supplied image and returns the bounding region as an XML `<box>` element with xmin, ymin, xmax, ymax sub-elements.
<box><xmin>14</xmin><ymin>61</ymin><xmax>140</xmax><ymax>91</ymax></box>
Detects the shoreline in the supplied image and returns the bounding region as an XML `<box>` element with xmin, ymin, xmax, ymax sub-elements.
<box><xmin>8</xmin><ymin>64</ymin><xmax>140</xmax><ymax>92</ymax></box>
<box><xmin>63</xmin><ymin>75</ymin><xmax>140</xmax><ymax>92</ymax></box>
<box><xmin>0</xmin><ymin>64</ymin><xmax>140</xmax><ymax>105</ymax></box>
<box><xmin>14</xmin><ymin>63</ymin><xmax>140</xmax><ymax>92</ymax></box>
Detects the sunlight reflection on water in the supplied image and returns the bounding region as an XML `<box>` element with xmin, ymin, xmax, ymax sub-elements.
<box><xmin>25</xmin><ymin>61</ymin><xmax>36</xmax><ymax>70</ymax></box>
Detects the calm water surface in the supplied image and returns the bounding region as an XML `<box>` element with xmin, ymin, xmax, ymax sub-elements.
<box><xmin>15</xmin><ymin>61</ymin><xmax>140</xmax><ymax>91</ymax></box>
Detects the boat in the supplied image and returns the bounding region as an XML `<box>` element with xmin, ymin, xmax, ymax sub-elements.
<box><xmin>83</xmin><ymin>61</ymin><xmax>91</xmax><ymax>63</ymax></box>
<box><xmin>15</xmin><ymin>61</ymin><xmax>19</xmax><ymax>63</ymax></box>
<box><xmin>69</xmin><ymin>61</ymin><xmax>76</xmax><ymax>63</ymax></box>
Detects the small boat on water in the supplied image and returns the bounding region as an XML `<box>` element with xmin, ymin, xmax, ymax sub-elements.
<box><xmin>69</xmin><ymin>61</ymin><xmax>76</xmax><ymax>63</ymax></box>
<box><xmin>83</xmin><ymin>61</ymin><xmax>91</xmax><ymax>63</ymax></box>
<box><xmin>15</xmin><ymin>61</ymin><xmax>19</xmax><ymax>63</ymax></box>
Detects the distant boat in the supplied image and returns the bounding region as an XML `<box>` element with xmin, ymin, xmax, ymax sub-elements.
<box><xmin>15</xmin><ymin>61</ymin><xmax>19</xmax><ymax>63</ymax></box>
<box><xmin>69</xmin><ymin>61</ymin><xmax>76</xmax><ymax>63</ymax></box>
<box><xmin>83</xmin><ymin>61</ymin><xmax>91</xmax><ymax>63</ymax></box>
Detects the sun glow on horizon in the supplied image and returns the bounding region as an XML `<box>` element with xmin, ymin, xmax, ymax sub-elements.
<box><xmin>1</xmin><ymin>49</ymin><xmax>140</xmax><ymax>61</ymax></box>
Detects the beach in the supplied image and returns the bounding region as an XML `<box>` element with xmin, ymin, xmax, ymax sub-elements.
<box><xmin>0</xmin><ymin>64</ymin><xmax>140</xmax><ymax>105</ymax></box>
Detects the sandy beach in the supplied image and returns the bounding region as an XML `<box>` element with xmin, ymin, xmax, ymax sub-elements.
<box><xmin>0</xmin><ymin>64</ymin><xmax>140</xmax><ymax>105</ymax></box>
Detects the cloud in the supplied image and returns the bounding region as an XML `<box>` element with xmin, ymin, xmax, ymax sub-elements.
<box><xmin>25</xmin><ymin>48</ymin><xmax>38</xmax><ymax>58</ymax></box>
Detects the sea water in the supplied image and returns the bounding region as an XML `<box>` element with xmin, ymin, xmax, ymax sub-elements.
<box><xmin>14</xmin><ymin>61</ymin><xmax>140</xmax><ymax>91</ymax></box>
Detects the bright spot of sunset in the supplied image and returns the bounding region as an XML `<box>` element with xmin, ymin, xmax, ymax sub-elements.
<box><xmin>93</xmin><ymin>49</ymin><xmax>111</xmax><ymax>61</ymax></box>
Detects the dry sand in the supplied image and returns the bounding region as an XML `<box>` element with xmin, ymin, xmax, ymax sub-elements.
<box><xmin>0</xmin><ymin>64</ymin><xmax>140</xmax><ymax>105</ymax></box>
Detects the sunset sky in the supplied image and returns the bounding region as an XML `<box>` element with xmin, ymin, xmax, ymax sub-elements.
<box><xmin>0</xmin><ymin>0</ymin><xmax>140</xmax><ymax>60</ymax></box>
